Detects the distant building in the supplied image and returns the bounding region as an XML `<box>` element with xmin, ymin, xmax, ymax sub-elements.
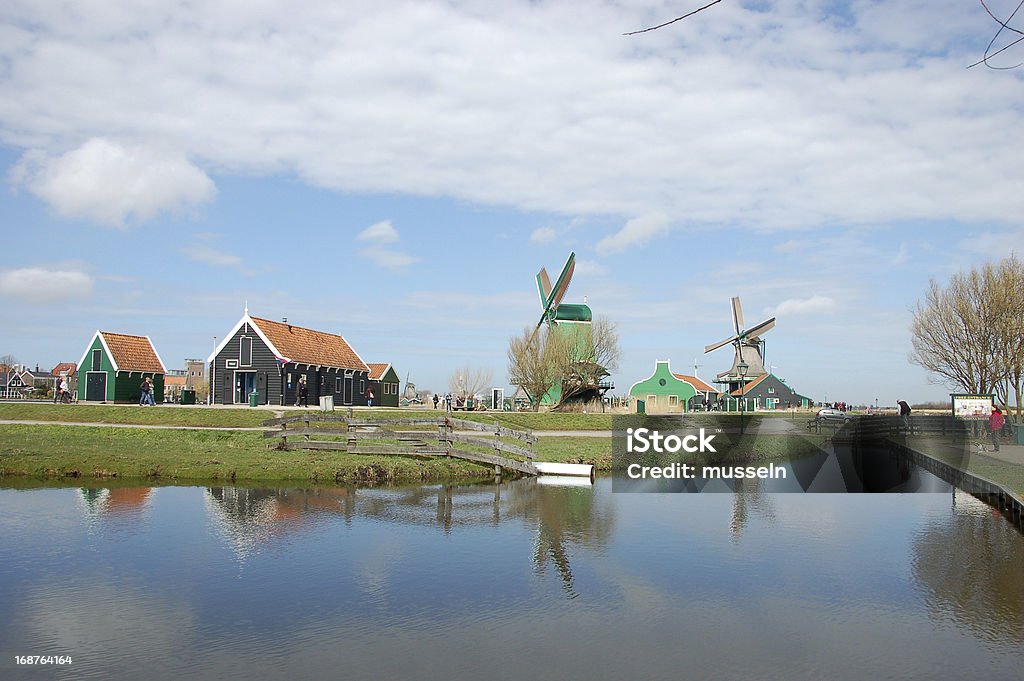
<box><xmin>51</xmin><ymin>362</ymin><xmax>77</xmax><ymax>396</ymax></box>
<box><xmin>367</xmin><ymin>363</ymin><xmax>400</xmax><ymax>407</ymax></box>
<box><xmin>77</xmin><ymin>331</ymin><xmax>167</xmax><ymax>403</ymax></box>
<box><xmin>164</xmin><ymin>370</ymin><xmax>187</xmax><ymax>402</ymax></box>
<box><xmin>725</xmin><ymin>372</ymin><xmax>811</xmax><ymax>410</ymax></box>
<box><xmin>184</xmin><ymin>359</ymin><xmax>205</xmax><ymax>391</ymax></box>
<box><xmin>207</xmin><ymin>313</ymin><xmax>369</xmax><ymax>406</ymax></box>
<box><xmin>629</xmin><ymin>360</ymin><xmax>722</xmax><ymax>413</ymax></box>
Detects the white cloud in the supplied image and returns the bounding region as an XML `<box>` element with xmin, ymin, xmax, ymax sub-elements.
<box><xmin>0</xmin><ymin>2</ymin><xmax>1019</xmax><ymax>231</ymax></box>
<box><xmin>360</xmin><ymin>247</ymin><xmax>417</xmax><ymax>270</ymax></box>
<box><xmin>181</xmin><ymin>233</ymin><xmax>244</xmax><ymax>271</ymax></box>
<box><xmin>773</xmin><ymin>295</ymin><xmax>836</xmax><ymax>317</ymax></box>
<box><xmin>355</xmin><ymin>220</ymin><xmax>416</xmax><ymax>270</ymax></box>
<box><xmin>596</xmin><ymin>215</ymin><xmax>670</xmax><ymax>255</ymax></box>
<box><xmin>11</xmin><ymin>138</ymin><xmax>215</xmax><ymax>227</ymax></box>
<box><xmin>573</xmin><ymin>258</ymin><xmax>608</xmax><ymax>276</ymax></box>
<box><xmin>356</xmin><ymin>220</ymin><xmax>400</xmax><ymax>244</ymax></box>
<box><xmin>530</xmin><ymin>227</ymin><xmax>556</xmax><ymax>243</ymax></box>
<box><xmin>0</xmin><ymin>267</ymin><xmax>94</xmax><ymax>303</ymax></box>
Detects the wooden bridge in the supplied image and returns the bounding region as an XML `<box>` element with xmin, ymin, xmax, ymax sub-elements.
<box><xmin>263</xmin><ymin>412</ymin><xmax>539</xmax><ymax>476</ymax></box>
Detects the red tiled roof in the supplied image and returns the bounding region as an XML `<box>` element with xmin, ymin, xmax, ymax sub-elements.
<box><xmin>102</xmin><ymin>332</ymin><xmax>165</xmax><ymax>373</ymax></box>
<box><xmin>672</xmin><ymin>373</ymin><xmax>719</xmax><ymax>393</ymax></box>
<box><xmin>251</xmin><ymin>317</ymin><xmax>368</xmax><ymax>372</ymax></box>
<box><xmin>730</xmin><ymin>373</ymin><xmax>769</xmax><ymax>396</ymax></box>
<box><xmin>51</xmin><ymin>362</ymin><xmax>77</xmax><ymax>377</ymax></box>
<box><xmin>367</xmin><ymin>363</ymin><xmax>391</xmax><ymax>380</ymax></box>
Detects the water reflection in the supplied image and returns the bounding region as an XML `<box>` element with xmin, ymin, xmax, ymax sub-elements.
<box><xmin>200</xmin><ymin>479</ymin><xmax>614</xmax><ymax>595</ymax></box>
<box><xmin>78</xmin><ymin>486</ymin><xmax>153</xmax><ymax>528</ymax></box>
<box><xmin>2</xmin><ymin>475</ymin><xmax>1023</xmax><ymax>681</ymax></box>
<box><xmin>912</xmin><ymin>490</ymin><xmax>1024</xmax><ymax>645</ymax></box>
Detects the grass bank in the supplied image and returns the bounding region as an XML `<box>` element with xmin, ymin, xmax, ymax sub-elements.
<box><xmin>0</xmin><ymin>424</ymin><xmax>610</xmax><ymax>485</ymax></box>
<box><xmin>909</xmin><ymin>436</ymin><xmax>1024</xmax><ymax>497</ymax></box>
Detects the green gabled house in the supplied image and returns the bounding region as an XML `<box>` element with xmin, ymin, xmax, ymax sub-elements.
<box><xmin>628</xmin><ymin>360</ymin><xmax>720</xmax><ymax>414</ymax></box>
<box><xmin>77</xmin><ymin>331</ymin><xmax>167</xmax><ymax>403</ymax></box>
<box><xmin>367</xmin><ymin>363</ymin><xmax>400</xmax><ymax>407</ymax></box>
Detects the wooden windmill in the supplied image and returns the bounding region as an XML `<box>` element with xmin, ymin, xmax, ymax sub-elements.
<box><xmin>704</xmin><ymin>296</ymin><xmax>775</xmax><ymax>393</ymax></box>
<box><xmin>530</xmin><ymin>252</ymin><xmax>610</xmax><ymax>405</ymax></box>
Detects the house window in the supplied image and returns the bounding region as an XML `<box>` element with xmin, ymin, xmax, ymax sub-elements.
<box><xmin>92</xmin><ymin>348</ymin><xmax>101</xmax><ymax>372</ymax></box>
<box><xmin>669</xmin><ymin>395</ymin><xmax>678</xmax><ymax>407</ymax></box>
<box><xmin>768</xmin><ymin>387</ymin><xmax>775</xmax><ymax>394</ymax></box>
<box><xmin>647</xmin><ymin>394</ymin><xmax>657</xmax><ymax>406</ymax></box>
<box><xmin>359</xmin><ymin>379</ymin><xmax>365</xmax><ymax>394</ymax></box>
<box><xmin>336</xmin><ymin>377</ymin><xmax>342</xmax><ymax>393</ymax></box>
<box><xmin>240</xmin><ymin>337</ymin><xmax>253</xmax><ymax>367</ymax></box>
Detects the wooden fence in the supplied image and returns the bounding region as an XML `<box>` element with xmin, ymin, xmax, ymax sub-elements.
<box><xmin>263</xmin><ymin>413</ymin><xmax>539</xmax><ymax>476</ymax></box>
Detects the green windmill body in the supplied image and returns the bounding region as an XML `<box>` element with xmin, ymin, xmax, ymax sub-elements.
<box><xmin>532</xmin><ymin>252</ymin><xmax>609</xmax><ymax>406</ymax></box>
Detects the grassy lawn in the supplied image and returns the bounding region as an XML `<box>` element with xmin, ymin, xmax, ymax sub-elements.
<box><xmin>0</xmin><ymin>423</ymin><xmax>623</xmax><ymax>485</ymax></box>
<box><xmin>0</xmin><ymin>403</ymin><xmax>271</xmax><ymax>428</ymax></box>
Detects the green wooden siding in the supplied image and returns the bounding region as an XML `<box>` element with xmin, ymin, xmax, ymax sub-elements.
<box><xmin>81</xmin><ymin>334</ymin><xmax>165</xmax><ymax>403</ymax></box>
<box><xmin>628</xmin><ymin>361</ymin><xmax>697</xmax><ymax>413</ymax></box>
<box><xmin>82</xmin><ymin>336</ymin><xmax>117</xmax><ymax>401</ymax></box>
<box><xmin>373</xmin><ymin>365</ymin><xmax>401</xmax><ymax>407</ymax></box>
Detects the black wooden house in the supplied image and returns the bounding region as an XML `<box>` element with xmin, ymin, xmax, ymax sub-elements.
<box><xmin>207</xmin><ymin>313</ymin><xmax>370</xmax><ymax>406</ymax></box>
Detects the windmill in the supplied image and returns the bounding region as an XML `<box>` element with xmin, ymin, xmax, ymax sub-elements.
<box><xmin>704</xmin><ymin>296</ymin><xmax>775</xmax><ymax>393</ymax></box>
<box><xmin>527</xmin><ymin>251</ymin><xmax>611</xmax><ymax>406</ymax></box>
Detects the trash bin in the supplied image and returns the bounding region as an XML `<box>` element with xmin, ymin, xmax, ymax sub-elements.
<box><xmin>1015</xmin><ymin>423</ymin><xmax>1024</xmax><ymax>446</ymax></box>
<box><xmin>248</xmin><ymin>389</ymin><xmax>259</xmax><ymax>408</ymax></box>
<box><xmin>637</xmin><ymin>399</ymin><xmax>645</xmax><ymax>415</ymax></box>
<box><xmin>180</xmin><ymin>389</ymin><xmax>196</xmax><ymax>405</ymax></box>
<box><xmin>319</xmin><ymin>395</ymin><xmax>334</xmax><ymax>412</ymax></box>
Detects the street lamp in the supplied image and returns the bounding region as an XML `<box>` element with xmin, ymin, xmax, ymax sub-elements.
<box><xmin>737</xmin><ymin>360</ymin><xmax>749</xmax><ymax>434</ymax></box>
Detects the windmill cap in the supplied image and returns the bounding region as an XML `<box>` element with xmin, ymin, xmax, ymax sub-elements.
<box><xmin>552</xmin><ymin>303</ymin><xmax>592</xmax><ymax>322</ymax></box>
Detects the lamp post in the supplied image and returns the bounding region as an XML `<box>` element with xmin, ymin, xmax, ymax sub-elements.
<box><xmin>737</xmin><ymin>359</ymin><xmax>749</xmax><ymax>434</ymax></box>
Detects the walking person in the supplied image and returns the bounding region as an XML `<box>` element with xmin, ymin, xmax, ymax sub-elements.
<box><xmin>432</xmin><ymin>393</ymin><xmax>439</xmax><ymax>410</ymax></box>
<box><xmin>140</xmin><ymin>376</ymin><xmax>155</xmax><ymax>406</ymax></box>
<box><xmin>367</xmin><ymin>388</ymin><xmax>374</xmax><ymax>408</ymax></box>
<box><xmin>989</xmin><ymin>405</ymin><xmax>1005</xmax><ymax>452</ymax></box>
<box><xmin>897</xmin><ymin>399</ymin><xmax>912</xmax><ymax>434</ymax></box>
<box><xmin>58</xmin><ymin>377</ymin><xmax>69</xmax><ymax>404</ymax></box>
<box><xmin>295</xmin><ymin>375</ymin><xmax>308</xmax><ymax>407</ymax></box>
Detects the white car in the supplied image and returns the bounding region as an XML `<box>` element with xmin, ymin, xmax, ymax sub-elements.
<box><xmin>815</xmin><ymin>408</ymin><xmax>851</xmax><ymax>423</ymax></box>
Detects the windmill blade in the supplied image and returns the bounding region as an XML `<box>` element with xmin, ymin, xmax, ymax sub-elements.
<box><xmin>547</xmin><ymin>252</ymin><xmax>576</xmax><ymax>311</ymax></box>
<box><xmin>745</xmin><ymin>317</ymin><xmax>776</xmax><ymax>339</ymax></box>
<box><xmin>704</xmin><ymin>334</ymin><xmax>738</xmax><ymax>354</ymax></box>
<box><xmin>536</xmin><ymin>267</ymin><xmax>552</xmax><ymax>309</ymax></box>
<box><xmin>731</xmin><ymin>296</ymin><xmax>745</xmax><ymax>335</ymax></box>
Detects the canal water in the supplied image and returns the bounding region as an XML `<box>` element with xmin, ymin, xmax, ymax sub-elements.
<box><xmin>1</xmin><ymin>475</ymin><xmax>1022</xmax><ymax>680</ymax></box>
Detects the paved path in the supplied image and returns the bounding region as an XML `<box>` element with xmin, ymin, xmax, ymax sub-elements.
<box><xmin>0</xmin><ymin>419</ymin><xmax>266</xmax><ymax>431</ymax></box>
<box><xmin>0</xmin><ymin>420</ymin><xmax>612</xmax><ymax>437</ymax></box>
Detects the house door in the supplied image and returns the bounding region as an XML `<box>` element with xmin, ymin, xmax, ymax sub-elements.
<box><xmin>85</xmin><ymin>372</ymin><xmax>106</xmax><ymax>401</ymax></box>
<box><xmin>343</xmin><ymin>375</ymin><xmax>353</xmax><ymax>405</ymax></box>
<box><xmin>234</xmin><ymin>371</ymin><xmax>256</xmax><ymax>404</ymax></box>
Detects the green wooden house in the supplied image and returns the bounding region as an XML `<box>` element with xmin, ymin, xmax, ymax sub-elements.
<box><xmin>628</xmin><ymin>360</ymin><xmax>720</xmax><ymax>413</ymax></box>
<box><xmin>367</xmin><ymin>363</ymin><xmax>400</xmax><ymax>407</ymax></box>
<box><xmin>77</xmin><ymin>331</ymin><xmax>167</xmax><ymax>403</ymax></box>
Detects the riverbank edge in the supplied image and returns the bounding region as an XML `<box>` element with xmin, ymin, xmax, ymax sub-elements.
<box><xmin>901</xmin><ymin>442</ymin><xmax>1024</xmax><ymax>528</ymax></box>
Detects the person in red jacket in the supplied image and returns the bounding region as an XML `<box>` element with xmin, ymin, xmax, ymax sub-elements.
<box><xmin>988</xmin><ymin>405</ymin><xmax>1005</xmax><ymax>452</ymax></box>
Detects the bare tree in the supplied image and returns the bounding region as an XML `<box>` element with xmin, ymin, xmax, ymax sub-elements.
<box><xmin>0</xmin><ymin>354</ymin><xmax>17</xmax><ymax>372</ymax></box>
<box><xmin>508</xmin><ymin>325</ymin><xmax>567</xmax><ymax>411</ymax></box>
<box><xmin>448</xmin><ymin>365</ymin><xmax>493</xmax><ymax>399</ymax></box>
<box><xmin>554</xmin><ymin>316</ymin><xmax>622</xmax><ymax>403</ymax></box>
<box><xmin>910</xmin><ymin>256</ymin><xmax>1024</xmax><ymax>422</ymax></box>
<box><xmin>508</xmin><ymin>316</ymin><xmax>621</xmax><ymax>409</ymax></box>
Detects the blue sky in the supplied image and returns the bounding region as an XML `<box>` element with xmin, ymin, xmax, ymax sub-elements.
<box><xmin>2</xmin><ymin>0</ymin><xmax>1023</xmax><ymax>405</ymax></box>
